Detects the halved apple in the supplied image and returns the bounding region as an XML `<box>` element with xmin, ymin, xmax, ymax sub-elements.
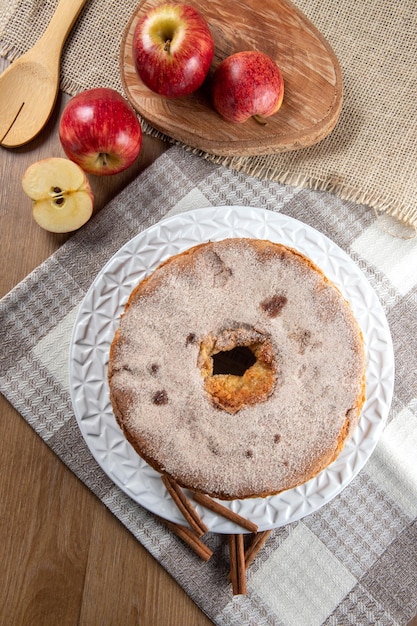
<box><xmin>22</xmin><ymin>158</ymin><xmax>94</xmax><ymax>233</ymax></box>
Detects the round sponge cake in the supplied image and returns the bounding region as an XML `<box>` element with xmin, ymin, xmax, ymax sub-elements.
<box><xmin>108</xmin><ymin>238</ymin><xmax>366</xmax><ymax>500</ymax></box>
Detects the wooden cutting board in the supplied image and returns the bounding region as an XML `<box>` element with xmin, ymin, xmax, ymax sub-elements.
<box><xmin>120</xmin><ymin>0</ymin><xmax>342</xmax><ymax>157</ymax></box>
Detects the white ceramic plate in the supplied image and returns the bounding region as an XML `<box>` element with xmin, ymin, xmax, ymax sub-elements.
<box><xmin>69</xmin><ymin>206</ymin><xmax>394</xmax><ymax>533</ymax></box>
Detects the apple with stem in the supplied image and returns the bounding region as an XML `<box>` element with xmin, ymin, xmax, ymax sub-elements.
<box><xmin>59</xmin><ymin>88</ymin><xmax>142</xmax><ymax>175</ymax></box>
<box><xmin>212</xmin><ymin>51</ymin><xmax>284</xmax><ymax>123</ymax></box>
<box><xmin>22</xmin><ymin>158</ymin><xmax>94</xmax><ymax>233</ymax></box>
<box><xmin>133</xmin><ymin>3</ymin><xmax>214</xmax><ymax>98</ymax></box>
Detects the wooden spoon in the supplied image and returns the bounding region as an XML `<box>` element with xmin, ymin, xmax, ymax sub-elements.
<box><xmin>0</xmin><ymin>0</ymin><xmax>88</xmax><ymax>148</ymax></box>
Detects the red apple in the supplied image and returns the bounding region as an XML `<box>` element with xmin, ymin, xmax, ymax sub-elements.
<box><xmin>133</xmin><ymin>3</ymin><xmax>214</xmax><ymax>98</ymax></box>
<box><xmin>59</xmin><ymin>88</ymin><xmax>142</xmax><ymax>175</ymax></box>
<box><xmin>212</xmin><ymin>51</ymin><xmax>284</xmax><ymax>123</ymax></box>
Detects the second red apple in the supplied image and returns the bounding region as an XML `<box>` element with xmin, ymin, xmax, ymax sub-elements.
<box><xmin>212</xmin><ymin>51</ymin><xmax>285</xmax><ymax>123</ymax></box>
<box><xmin>133</xmin><ymin>3</ymin><xmax>214</xmax><ymax>98</ymax></box>
<box><xmin>59</xmin><ymin>88</ymin><xmax>143</xmax><ymax>176</ymax></box>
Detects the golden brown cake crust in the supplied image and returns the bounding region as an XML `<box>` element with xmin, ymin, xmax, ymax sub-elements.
<box><xmin>108</xmin><ymin>238</ymin><xmax>366</xmax><ymax>500</ymax></box>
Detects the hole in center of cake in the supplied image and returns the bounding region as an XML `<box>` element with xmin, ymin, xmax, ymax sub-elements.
<box><xmin>212</xmin><ymin>346</ymin><xmax>257</xmax><ymax>376</ymax></box>
<box><xmin>198</xmin><ymin>325</ymin><xmax>278</xmax><ymax>414</ymax></box>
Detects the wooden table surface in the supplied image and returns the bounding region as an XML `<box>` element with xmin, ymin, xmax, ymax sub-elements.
<box><xmin>0</xmin><ymin>56</ymin><xmax>213</xmax><ymax>626</ymax></box>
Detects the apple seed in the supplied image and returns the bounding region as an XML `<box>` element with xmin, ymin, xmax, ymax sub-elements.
<box><xmin>51</xmin><ymin>186</ymin><xmax>66</xmax><ymax>206</ymax></box>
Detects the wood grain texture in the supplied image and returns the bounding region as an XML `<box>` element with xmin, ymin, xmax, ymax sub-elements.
<box><xmin>120</xmin><ymin>0</ymin><xmax>343</xmax><ymax>156</ymax></box>
<box><xmin>0</xmin><ymin>56</ymin><xmax>211</xmax><ymax>625</ymax></box>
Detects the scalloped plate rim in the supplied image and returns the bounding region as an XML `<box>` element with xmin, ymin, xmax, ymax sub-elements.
<box><xmin>69</xmin><ymin>206</ymin><xmax>394</xmax><ymax>533</ymax></box>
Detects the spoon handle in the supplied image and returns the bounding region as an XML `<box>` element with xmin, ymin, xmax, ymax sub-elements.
<box><xmin>35</xmin><ymin>0</ymin><xmax>88</xmax><ymax>58</ymax></box>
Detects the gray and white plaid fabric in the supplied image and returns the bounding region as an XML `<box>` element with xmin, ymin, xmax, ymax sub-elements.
<box><xmin>1</xmin><ymin>147</ymin><xmax>416</xmax><ymax>625</ymax></box>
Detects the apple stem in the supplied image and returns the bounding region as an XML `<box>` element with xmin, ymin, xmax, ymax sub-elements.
<box><xmin>253</xmin><ymin>115</ymin><xmax>268</xmax><ymax>126</ymax></box>
<box><xmin>164</xmin><ymin>39</ymin><xmax>171</xmax><ymax>54</ymax></box>
<box><xmin>99</xmin><ymin>152</ymin><xmax>108</xmax><ymax>168</ymax></box>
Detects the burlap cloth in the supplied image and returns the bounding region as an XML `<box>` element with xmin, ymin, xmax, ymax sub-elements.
<box><xmin>1</xmin><ymin>145</ymin><xmax>417</xmax><ymax>624</ymax></box>
<box><xmin>0</xmin><ymin>0</ymin><xmax>416</xmax><ymax>229</ymax></box>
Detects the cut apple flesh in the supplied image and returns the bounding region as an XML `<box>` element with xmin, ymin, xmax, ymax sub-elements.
<box><xmin>31</xmin><ymin>187</ymin><xmax>93</xmax><ymax>233</ymax></box>
<box><xmin>22</xmin><ymin>158</ymin><xmax>94</xmax><ymax>233</ymax></box>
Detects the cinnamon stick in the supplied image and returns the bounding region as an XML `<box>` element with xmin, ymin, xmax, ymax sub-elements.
<box><xmin>229</xmin><ymin>534</ymin><xmax>238</xmax><ymax>593</ymax></box>
<box><xmin>244</xmin><ymin>529</ymin><xmax>272</xmax><ymax>569</ymax></box>
<box><xmin>229</xmin><ymin>534</ymin><xmax>247</xmax><ymax>595</ymax></box>
<box><xmin>161</xmin><ymin>475</ymin><xmax>209</xmax><ymax>536</ymax></box>
<box><xmin>157</xmin><ymin>517</ymin><xmax>213</xmax><ymax>562</ymax></box>
<box><xmin>193</xmin><ymin>492</ymin><xmax>258</xmax><ymax>534</ymax></box>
